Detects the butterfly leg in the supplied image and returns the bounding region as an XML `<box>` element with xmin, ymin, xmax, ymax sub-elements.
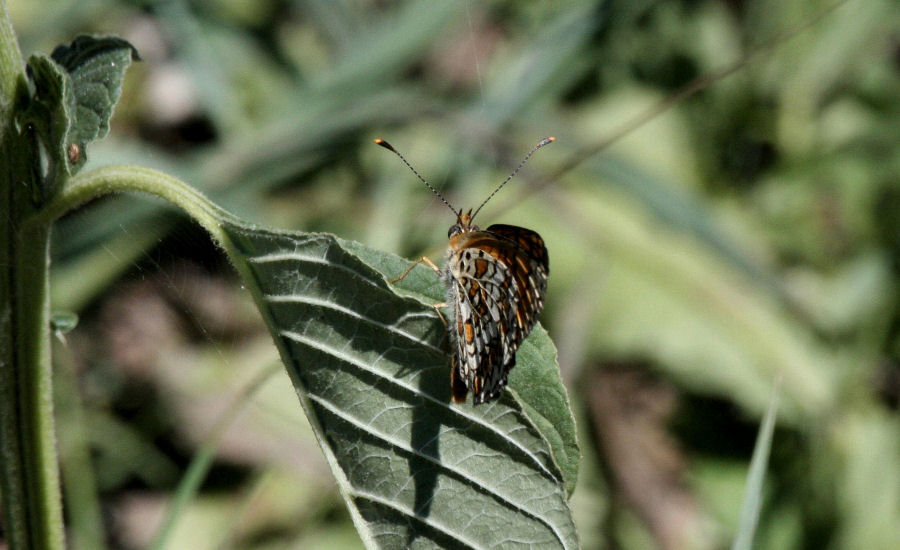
<box><xmin>431</xmin><ymin>302</ymin><xmax>448</xmax><ymax>326</ymax></box>
<box><xmin>390</xmin><ymin>257</ymin><xmax>448</xmax><ymax>325</ymax></box>
<box><xmin>390</xmin><ymin>256</ymin><xmax>441</xmax><ymax>284</ymax></box>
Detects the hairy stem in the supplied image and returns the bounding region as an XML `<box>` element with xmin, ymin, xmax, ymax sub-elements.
<box><xmin>0</xmin><ymin>1</ymin><xmax>66</xmax><ymax>548</ymax></box>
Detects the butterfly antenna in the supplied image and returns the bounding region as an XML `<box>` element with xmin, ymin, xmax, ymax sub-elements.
<box><xmin>471</xmin><ymin>136</ymin><xmax>555</xmax><ymax>221</ymax></box>
<box><xmin>374</xmin><ymin>139</ymin><xmax>459</xmax><ymax>217</ymax></box>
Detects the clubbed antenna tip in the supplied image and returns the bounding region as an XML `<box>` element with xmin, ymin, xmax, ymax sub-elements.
<box><xmin>374</xmin><ymin>138</ymin><xmax>396</xmax><ymax>153</ymax></box>
<box><xmin>471</xmin><ymin>136</ymin><xmax>556</xmax><ymax>221</ymax></box>
<box><xmin>374</xmin><ymin>138</ymin><xmax>459</xmax><ymax>216</ymax></box>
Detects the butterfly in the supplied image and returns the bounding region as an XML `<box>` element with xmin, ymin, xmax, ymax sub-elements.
<box><xmin>375</xmin><ymin>137</ymin><xmax>553</xmax><ymax>404</ymax></box>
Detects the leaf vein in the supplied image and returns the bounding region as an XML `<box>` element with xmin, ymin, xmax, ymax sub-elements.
<box><xmin>308</xmin><ymin>389</ymin><xmax>566</xmax><ymax>546</ymax></box>
<box><xmin>247</xmin><ymin>251</ymin><xmax>383</xmax><ymax>288</ymax></box>
<box><xmin>352</xmin><ymin>489</ymin><xmax>484</xmax><ymax>549</ymax></box>
<box><xmin>264</xmin><ymin>293</ymin><xmax>443</xmax><ymax>352</ymax></box>
<box><xmin>280</xmin><ymin>329</ymin><xmax>560</xmax><ymax>482</ymax></box>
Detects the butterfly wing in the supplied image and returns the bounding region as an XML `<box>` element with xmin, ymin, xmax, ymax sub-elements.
<box><xmin>448</xmin><ymin>246</ymin><xmax>517</xmax><ymax>403</ymax></box>
<box><xmin>484</xmin><ymin>224</ymin><xmax>549</xmax><ymax>341</ymax></box>
<box><xmin>447</xmin><ymin>224</ymin><xmax>549</xmax><ymax>404</ymax></box>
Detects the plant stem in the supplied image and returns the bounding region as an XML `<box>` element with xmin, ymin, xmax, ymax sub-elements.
<box><xmin>36</xmin><ymin>164</ymin><xmax>231</xmax><ymax>241</ymax></box>
<box><xmin>0</xmin><ymin>2</ymin><xmax>66</xmax><ymax>547</ymax></box>
<box><xmin>2</xmin><ymin>145</ymin><xmax>234</xmax><ymax>550</ymax></box>
<box><xmin>12</xmin><ymin>225</ymin><xmax>66</xmax><ymax>548</ymax></box>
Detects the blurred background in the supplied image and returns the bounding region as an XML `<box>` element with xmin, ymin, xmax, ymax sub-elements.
<box><xmin>6</xmin><ymin>0</ymin><xmax>899</xmax><ymax>548</ymax></box>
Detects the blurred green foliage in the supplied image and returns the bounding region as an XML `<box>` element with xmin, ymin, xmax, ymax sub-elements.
<box><xmin>8</xmin><ymin>0</ymin><xmax>898</xmax><ymax>548</ymax></box>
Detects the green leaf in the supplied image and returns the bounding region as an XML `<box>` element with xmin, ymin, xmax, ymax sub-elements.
<box><xmin>224</xmin><ymin>223</ymin><xmax>580</xmax><ymax>549</ymax></box>
<box><xmin>25</xmin><ymin>36</ymin><xmax>138</xmax><ymax>191</ymax></box>
<box><xmin>339</xmin><ymin>240</ymin><xmax>580</xmax><ymax>496</ymax></box>
<box><xmin>47</xmin><ymin>164</ymin><xmax>581</xmax><ymax>548</ymax></box>
<box><xmin>50</xmin><ymin>36</ymin><xmax>138</xmax><ymax>172</ymax></box>
<box><xmin>732</xmin><ymin>382</ymin><xmax>779</xmax><ymax>550</ymax></box>
<box><xmin>508</xmin><ymin>325</ymin><xmax>580</xmax><ymax>497</ymax></box>
<box><xmin>24</xmin><ymin>54</ymin><xmax>71</xmax><ymax>197</ymax></box>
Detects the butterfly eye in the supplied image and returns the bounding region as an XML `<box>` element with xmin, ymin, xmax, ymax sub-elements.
<box><xmin>448</xmin><ymin>224</ymin><xmax>461</xmax><ymax>238</ymax></box>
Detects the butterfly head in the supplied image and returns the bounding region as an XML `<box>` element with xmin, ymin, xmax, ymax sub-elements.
<box><xmin>448</xmin><ymin>210</ymin><xmax>479</xmax><ymax>238</ymax></box>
